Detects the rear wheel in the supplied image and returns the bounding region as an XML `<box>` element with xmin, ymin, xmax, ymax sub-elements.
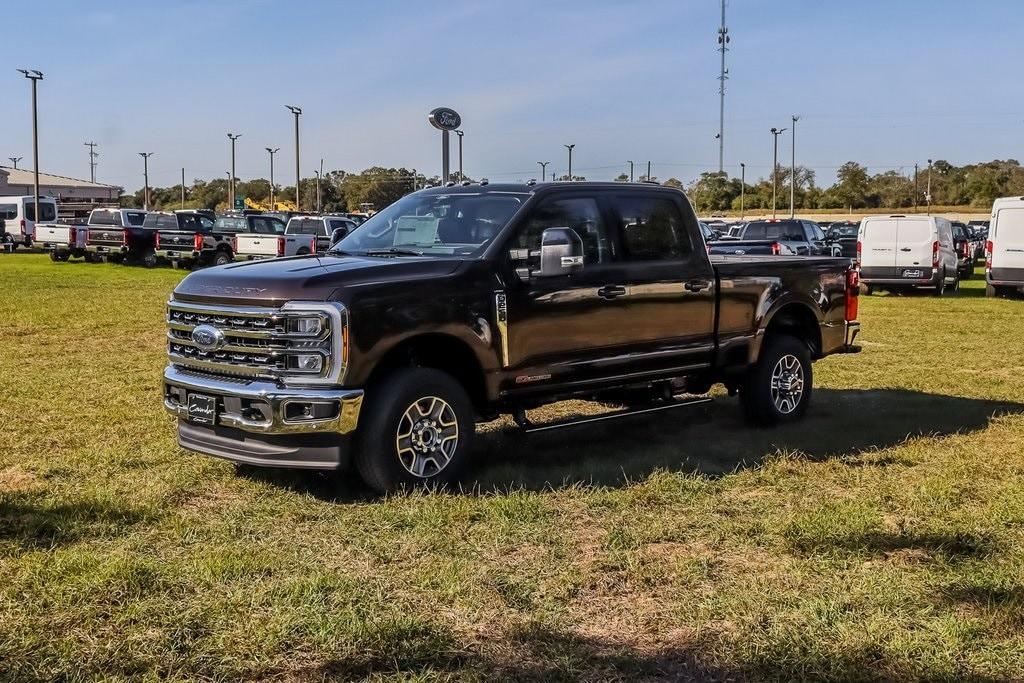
<box><xmin>740</xmin><ymin>334</ymin><xmax>813</xmax><ymax>426</ymax></box>
<box><xmin>49</xmin><ymin>251</ymin><xmax>68</xmax><ymax>262</ymax></box>
<box><xmin>212</xmin><ymin>250</ymin><xmax>232</xmax><ymax>266</ymax></box>
<box><xmin>933</xmin><ymin>269</ymin><xmax>946</xmax><ymax>297</ymax></box>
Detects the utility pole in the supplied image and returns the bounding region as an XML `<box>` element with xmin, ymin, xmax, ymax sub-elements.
<box><xmin>18</xmin><ymin>69</ymin><xmax>43</xmax><ymax>233</ymax></box>
<box><xmin>790</xmin><ymin>114</ymin><xmax>799</xmax><ymax>218</ymax></box>
<box><xmin>740</xmin><ymin>162</ymin><xmax>746</xmax><ymax>218</ymax></box>
<box><xmin>138</xmin><ymin>152</ymin><xmax>154</xmax><ymax>210</ymax></box>
<box><xmin>227</xmin><ymin>133</ymin><xmax>241</xmax><ymax>210</ymax></box>
<box><xmin>266</xmin><ymin>147</ymin><xmax>279</xmax><ymax>210</ymax></box>
<box><xmin>913</xmin><ymin>163</ymin><xmax>919</xmax><ymax>213</ymax></box>
<box><xmin>564</xmin><ymin>144</ymin><xmax>575</xmax><ymax>181</ymax></box>
<box><xmin>716</xmin><ymin>0</ymin><xmax>729</xmax><ymax>174</ymax></box>
<box><xmin>84</xmin><ymin>141</ymin><xmax>98</xmax><ymax>183</ymax></box>
<box><xmin>770</xmin><ymin>127</ymin><xmax>786</xmax><ymax>219</ymax></box>
<box><xmin>181</xmin><ymin>167</ymin><xmax>186</xmax><ymax>209</ymax></box>
<box><xmin>8</xmin><ymin>157</ymin><xmax>22</xmax><ymax>169</ymax></box>
<box><xmin>285</xmin><ymin>105</ymin><xmax>302</xmax><ymax>211</ymax></box>
<box><xmin>627</xmin><ymin>160</ymin><xmax>634</xmax><ymax>182</ymax></box>
<box><xmin>926</xmin><ymin>159</ymin><xmax>933</xmax><ymax>215</ymax></box>
<box><xmin>455</xmin><ymin>130</ymin><xmax>464</xmax><ymax>180</ymax></box>
<box><xmin>647</xmin><ymin>160</ymin><xmax>652</xmax><ymax>182</ymax></box>
<box><xmin>537</xmin><ymin>161</ymin><xmax>549</xmax><ymax>182</ymax></box>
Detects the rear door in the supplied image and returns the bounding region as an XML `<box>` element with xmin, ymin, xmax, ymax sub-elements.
<box><xmin>991</xmin><ymin>204</ymin><xmax>1024</xmax><ymax>274</ymax></box>
<box><xmin>859</xmin><ymin>217</ymin><xmax>898</xmax><ymax>269</ymax></box>
<box><xmin>894</xmin><ymin>217</ymin><xmax>935</xmax><ymax>269</ymax></box>
<box><xmin>611</xmin><ymin>191</ymin><xmax>717</xmax><ymax>369</ymax></box>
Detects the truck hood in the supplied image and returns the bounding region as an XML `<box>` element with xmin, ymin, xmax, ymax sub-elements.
<box><xmin>172</xmin><ymin>254</ymin><xmax>464</xmax><ymax>306</ymax></box>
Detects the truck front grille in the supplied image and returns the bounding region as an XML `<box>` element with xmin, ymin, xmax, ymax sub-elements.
<box><xmin>166</xmin><ymin>300</ymin><xmax>347</xmax><ymax>384</ymax></box>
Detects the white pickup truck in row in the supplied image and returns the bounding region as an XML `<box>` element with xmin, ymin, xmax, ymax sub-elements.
<box><xmin>231</xmin><ymin>214</ymin><xmax>356</xmax><ymax>261</ymax></box>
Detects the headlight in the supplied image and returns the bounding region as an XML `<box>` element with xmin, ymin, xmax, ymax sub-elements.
<box><xmin>289</xmin><ymin>316</ymin><xmax>324</xmax><ymax>336</ymax></box>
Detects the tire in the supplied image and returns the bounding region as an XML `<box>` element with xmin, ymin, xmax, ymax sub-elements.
<box><xmin>212</xmin><ymin>250</ymin><xmax>232</xmax><ymax>267</ymax></box>
<box><xmin>141</xmin><ymin>250</ymin><xmax>158</xmax><ymax>268</ymax></box>
<box><xmin>354</xmin><ymin>367</ymin><xmax>475</xmax><ymax>494</ymax></box>
<box><xmin>48</xmin><ymin>251</ymin><xmax>67</xmax><ymax>262</ymax></box>
<box><xmin>987</xmin><ymin>284</ymin><xmax>997</xmax><ymax>298</ymax></box>
<box><xmin>933</xmin><ymin>269</ymin><xmax>946</xmax><ymax>297</ymax></box>
<box><xmin>739</xmin><ymin>334</ymin><xmax>813</xmax><ymax>426</ymax></box>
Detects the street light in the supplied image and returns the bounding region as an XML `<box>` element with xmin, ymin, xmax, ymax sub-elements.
<box><xmin>770</xmin><ymin>127</ymin><xmax>787</xmax><ymax>219</ymax></box>
<box><xmin>17</xmin><ymin>69</ymin><xmax>43</xmax><ymax>234</ymax></box>
<box><xmin>227</xmin><ymin>133</ymin><xmax>241</xmax><ymax>210</ymax></box>
<box><xmin>627</xmin><ymin>160</ymin><xmax>634</xmax><ymax>183</ymax></box>
<box><xmin>313</xmin><ymin>169</ymin><xmax>322</xmax><ymax>213</ymax></box>
<box><xmin>8</xmin><ymin>157</ymin><xmax>22</xmax><ymax>169</ymax></box>
<box><xmin>927</xmin><ymin>158</ymin><xmax>933</xmax><ymax>215</ymax></box>
<box><xmin>285</xmin><ymin>105</ymin><xmax>302</xmax><ymax>210</ymax></box>
<box><xmin>455</xmin><ymin>130</ymin><xmax>464</xmax><ymax>181</ymax></box>
<box><xmin>266</xmin><ymin>147</ymin><xmax>280</xmax><ymax>210</ymax></box>
<box><xmin>740</xmin><ymin>162</ymin><xmax>746</xmax><ymax>219</ymax></box>
<box><xmin>537</xmin><ymin>161</ymin><xmax>549</xmax><ymax>182</ymax></box>
<box><xmin>564</xmin><ymin>144</ymin><xmax>575</xmax><ymax>181</ymax></box>
<box><xmin>790</xmin><ymin>115</ymin><xmax>800</xmax><ymax>218</ymax></box>
<box><xmin>138</xmin><ymin>152</ymin><xmax>154</xmax><ymax>210</ymax></box>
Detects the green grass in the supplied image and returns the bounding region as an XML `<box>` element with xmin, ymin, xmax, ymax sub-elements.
<box><xmin>2</xmin><ymin>253</ymin><xmax>1023</xmax><ymax>681</ymax></box>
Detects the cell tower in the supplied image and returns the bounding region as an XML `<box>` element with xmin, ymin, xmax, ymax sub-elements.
<box><xmin>717</xmin><ymin>0</ymin><xmax>730</xmax><ymax>175</ymax></box>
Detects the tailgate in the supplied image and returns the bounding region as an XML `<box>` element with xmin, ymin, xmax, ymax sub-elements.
<box><xmin>157</xmin><ymin>230</ymin><xmax>198</xmax><ymax>249</ymax></box>
<box><xmin>235</xmin><ymin>234</ymin><xmax>279</xmax><ymax>256</ymax></box>
<box><xmin>35</xmin><ymin>225</ymin><xmax>70</xmax><ymax>244</ymax></box>
<box><xmin>87</xmin><ymin>227</ymin><xmax>125</xmax><ymax>247</ymax></box>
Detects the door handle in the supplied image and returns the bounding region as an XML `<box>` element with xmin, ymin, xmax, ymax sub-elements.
<box><xmin>900</xmin><ymin>247</ymin><xmax>913</xmax><ymax>252</ymax></box>
<box><xmin>597</xmin><ymin>285</ymin><xmax>627</xmax><ymax>300</ymax></box>
<box><xmin>684</xmin><ymin>280</ymin><xmax>709</xmax><ymax>292</ymax></box>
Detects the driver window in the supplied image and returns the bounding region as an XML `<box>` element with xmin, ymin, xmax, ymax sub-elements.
<box><xmin>513</xmin><ymin>197</ymin><xmax>613</xmax><ymax>265</ymax></box>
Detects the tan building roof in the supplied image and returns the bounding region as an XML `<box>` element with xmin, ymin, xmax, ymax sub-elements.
<box><xmin>0</xmin><ymin>166</ymin><xmax>121</xmax><ymax>191</ymax></box>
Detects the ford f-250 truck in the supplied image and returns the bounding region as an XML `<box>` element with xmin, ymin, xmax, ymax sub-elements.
<box><xmin>84</xmin><ymin>208</ymin><xmax>151</xmax><ymax>263</ymax></box>
<box><xmin>163</xmin><ymin>182</ymin><xmax>861</xmax><ymax>493</ymax></box>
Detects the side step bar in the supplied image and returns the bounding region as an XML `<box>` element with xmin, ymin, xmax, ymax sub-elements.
<box><xmin>514</xmin><ymin>396</ymin><xmax>713</xmax><ymax>434</ymax></box>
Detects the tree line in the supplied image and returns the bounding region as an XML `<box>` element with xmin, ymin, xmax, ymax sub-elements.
<box><xmin>122</xmin><ymin>159</ymin><xmax>1024</xmax><ymax>215</ymax></box>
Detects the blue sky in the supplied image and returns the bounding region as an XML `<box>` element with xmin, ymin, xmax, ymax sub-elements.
<box><xmin>2</xmin><ymin>0</ymin><xmax>1022</xmax><ymax>191</ymax></box>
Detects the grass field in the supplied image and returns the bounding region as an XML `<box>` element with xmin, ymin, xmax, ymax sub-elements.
<box><xmin>2</xmin><ymin>253</ymin><xmax>1023</xmax><ymax>682</ymax></box>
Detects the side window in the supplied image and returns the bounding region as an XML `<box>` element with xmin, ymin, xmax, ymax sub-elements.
<box><xmin>126</xmin><ymin>212</ymin><xmax>146</xmax><ymax>226</ymax></box>
<box><xmin>514</xmin><ymin>196</ymin><xmax>614</xmax><ymax>266</ymax></box>
<box><xmin>614</xmin><ymin>194</ymin><xmax>692</xmax><ymax>261</ymax></box>
<box><xmin>0</xmin><ymin>204</ymin><xmax>17</xmax><ymax>220</ymax></box>
<box><xmin>199</xmin><ymin>216</ymin><xmax>214</xmax><ymax>230</ymax></box>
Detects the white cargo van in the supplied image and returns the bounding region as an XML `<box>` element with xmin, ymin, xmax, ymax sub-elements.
<box><xmin>986</xmin><ymin>196</ymin><xmax>1024</xmax><ymax>297</ymax></box>
<box><xmin>858</xmin><ymin>214</ymin><xmax>959</xmax><ymax>295</ymax></box>
<box><xmin>0</xmin><ymin>195</ymin><xmax>58</xmax><ymax>248</ymax></box>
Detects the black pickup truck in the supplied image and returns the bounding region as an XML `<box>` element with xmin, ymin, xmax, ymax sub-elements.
<box><xmin>163</xmin><ymin>182</ymin><xmax>861</xmax><ymax>493</ymax></box>
<box><xmin>83</xmin><ymin>208</ymin><xmax>151</xmax><ymax>263</ymax></box>
<box><xmin>711</xmin><ymin>218</ymin><xmax>841</xmax><ymax>257</ymax></box>
<box><xmin>151</xmin><ymin>210</ymin><xmax>234</xmax><ymax>268</ymax></box>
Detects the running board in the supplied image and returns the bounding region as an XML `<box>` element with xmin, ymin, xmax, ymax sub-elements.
<box><xmin>515</xmin><ymin>396</ymin><xmax>713</xmax><ymax>434</ymax></box>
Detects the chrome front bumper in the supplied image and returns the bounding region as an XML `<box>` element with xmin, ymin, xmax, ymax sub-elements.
<box><xmin>163</xmin><ymin>365</ymin><xmax>363</xmax><ymax>435</ymax></box>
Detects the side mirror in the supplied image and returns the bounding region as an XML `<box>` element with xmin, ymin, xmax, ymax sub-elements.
<box><xmin>538</xmin><ymin>227</ymin><xmax>584</xmax><ymax>277</ymax></box>
<box><xmin>330</xmin><ymin>227</ymin><xmax>347</xmax><ymax>246</ymax></box>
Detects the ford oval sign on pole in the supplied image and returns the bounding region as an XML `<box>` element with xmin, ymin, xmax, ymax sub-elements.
<box><xmin>429</xmin><ymin>108</ymin><xmax>461</xmax><ymax>183</ymax></box>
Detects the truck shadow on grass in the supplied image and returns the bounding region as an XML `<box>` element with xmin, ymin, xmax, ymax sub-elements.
<box><xmin>464</xmin><ymin>388</ymin><xmax>1023</xmax><ymax>492</ymax></box>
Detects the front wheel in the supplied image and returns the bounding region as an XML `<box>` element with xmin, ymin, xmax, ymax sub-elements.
<box><xmin>740</xmin><ymin>334</ymin><xmax>813</xmax><ymax>426</ymax></box>
<box><xmin>354</xmin><ymin>367</ymin><xmax>475</xmax><ymax>494</ymax></box>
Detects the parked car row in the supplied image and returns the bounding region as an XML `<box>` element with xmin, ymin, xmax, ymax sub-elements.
<box><xmin>29</xmin><ymin>206</ymin><xmax>363</xmax><ymax>269</ymax></box>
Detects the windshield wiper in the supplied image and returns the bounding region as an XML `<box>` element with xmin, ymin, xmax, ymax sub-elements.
<box><xmin>361</xmin><ymin>247</ymin><xmax>424</xmax><ymax>257</ymax></box>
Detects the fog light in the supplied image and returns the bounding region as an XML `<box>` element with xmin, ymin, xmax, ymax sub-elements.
<box><xmin>292</xmin><ymin>354</ymin><xmax>323</xmax><ymax>372</ymax></box>
<box><xmin>291</xmin><ymin>317</ymin><xmax>322</xmax><ymax>335</ymax></box>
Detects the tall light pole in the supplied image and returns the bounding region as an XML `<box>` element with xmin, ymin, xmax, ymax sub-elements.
<box><xmin>740</xmin><ymin>162</ymin><xmax>746</xmax><ymax>218</ymax></box>
<box><xmin>85</xmin><ymin>141</ymin><xmax>98</xmax><ymax>183</ymax></box>
<box><xmin>770</xmin><ymin>127</ymin><xmax>786</xmax><ymax>219</ymax></box>
<box><xmin>138</xmin><ymin>152</ymin><xmax>154</xmax><ymax>210</ymax></box>
<box><xmin>17</xmin><ymin>69</ymin><xmax>43</xmax><ymax>233</ymax></box>
<box><xmin>647</xmin><ymin>160</ymin><xmax>652</xmax><ymax>182</ymax></box>
<box><xmin>627</xmin><ymin>160</ymin><xmax>634</xmax><ymax>182</ymax></box>
<box><xmin>313</xmin><ymin>168</ymin><xmax>322</xmax><ymax>213</ymax></box>
<box><xmin>455</xmin><ymin>130</ymin><xmax>464</xmax><ymax>180</ymax></box>
<box><xmin>537</xmin><ymin>161</ymin><xmax>549</xmax><ymax>182</ymax></box>
<box><xmin>564</xmin><ymin>144</ymin><xmax>575</xmax><ymax>181</ymax></box>
<box><xmin>716</xmin><ymin>0</ymin><xmax>729</xmax><ymax>174</ymax></box>
<box><xmin>227</xmin><ymin>133</ymin><xmax>241</xmax><ymax>210</ymax></box>
<box><xmin>266</xmin><ymin>147</ymin><xmax>279</xmax><ymax>210</ymax></box>
<box><xmin>926</xmin><ymin>158</ymin><xmax>933</xmax><ymax>215</ymax></box>
<box><xmin>913</xmin><ymin>163</ymin><xmax>919</xmax><ymax>213</ymax></box>
<box><xmin>285</xmin><ymin>105</ymin><xmax>302</xmax><ymax>210</ymax></box>
<box><xmin>8</xmin><ymin>157</ymin><xmax>22</xmax><ymax>169</ymax></box>
<box><xmin>181</xmin><ymin>167</ymin><xmax>186</xmax><ymax>209</ymax></box>
<box><xmin>790</xmin><ymin>114</ymin><xmax>799</xmax><ymax>218</ymax></box>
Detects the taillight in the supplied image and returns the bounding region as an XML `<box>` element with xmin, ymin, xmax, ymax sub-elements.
<box><xmin>155</xmin><ymin>232</ymin><xmax>160</xmax><ymax>249</ymax></box>
<box><xmin>122</xmin><ymin>229</ymin><xmax>129</xmax><ymax>246</ymax></box>
<box><xmin>69</xmin><ymin>227</ymin><xmax>77</xmax><ymax>245</ymax></box>
<box><xmin>231</xmin><ymin>235</ymin><xmax>238</xmax><ymax>252</ymax></box>
<box><xmin>19</xmin><ymin>219</ymin><xmax>26</xmax><ymax>235</ymax></box>
<box><xmin>985</xmin><ymin>240</ymin><xmax>993</xmax><ymax>272</ymax></box>
<box><xmin>962</xmin><ymin>241</ymin><xmax>971</xmax><ymax>259</ymax></box>
<box><xmin>932</xmin><ymin>240</ymin><xmax>940</xmax><ymax>268</ymax></box>
<box><xmin>845</xmin><ymin>268</ymin><xmax>859</xmax><ymax>322</ymax></box>
<box><xmin>856</xmin><ymin>240</ymin><xmax>862</xmax><ymax>265</ymax></box>
<box><xmin>770</xmin><ymin>241</ymin><xmax>782</xmax><ymax>255</ymax></box>
<box><xmin>310</xmin><ymin>236</ymin><xmax>317</xmax><ymax>255</ymax></box>
<box><xmin>194</xmin><ymin>233</ymin><xmax>203</xmax><ymax>251</ymax></box>
<box><xmin>277</xmin><ymin>236</ymin><xmax>285</xmax><ymax>257</ymax></box>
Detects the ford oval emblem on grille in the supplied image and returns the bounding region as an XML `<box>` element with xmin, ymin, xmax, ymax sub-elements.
<box><xmin>191</xmin><ymin>324</ymin><xmax>225</xmax><ymax>351</ymax></box>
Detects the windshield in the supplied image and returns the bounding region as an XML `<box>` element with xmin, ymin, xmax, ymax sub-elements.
<box><xmin>333</xmin><ymin>192</ymin><xmax>525</xmax><ymax>257</ymax></box>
